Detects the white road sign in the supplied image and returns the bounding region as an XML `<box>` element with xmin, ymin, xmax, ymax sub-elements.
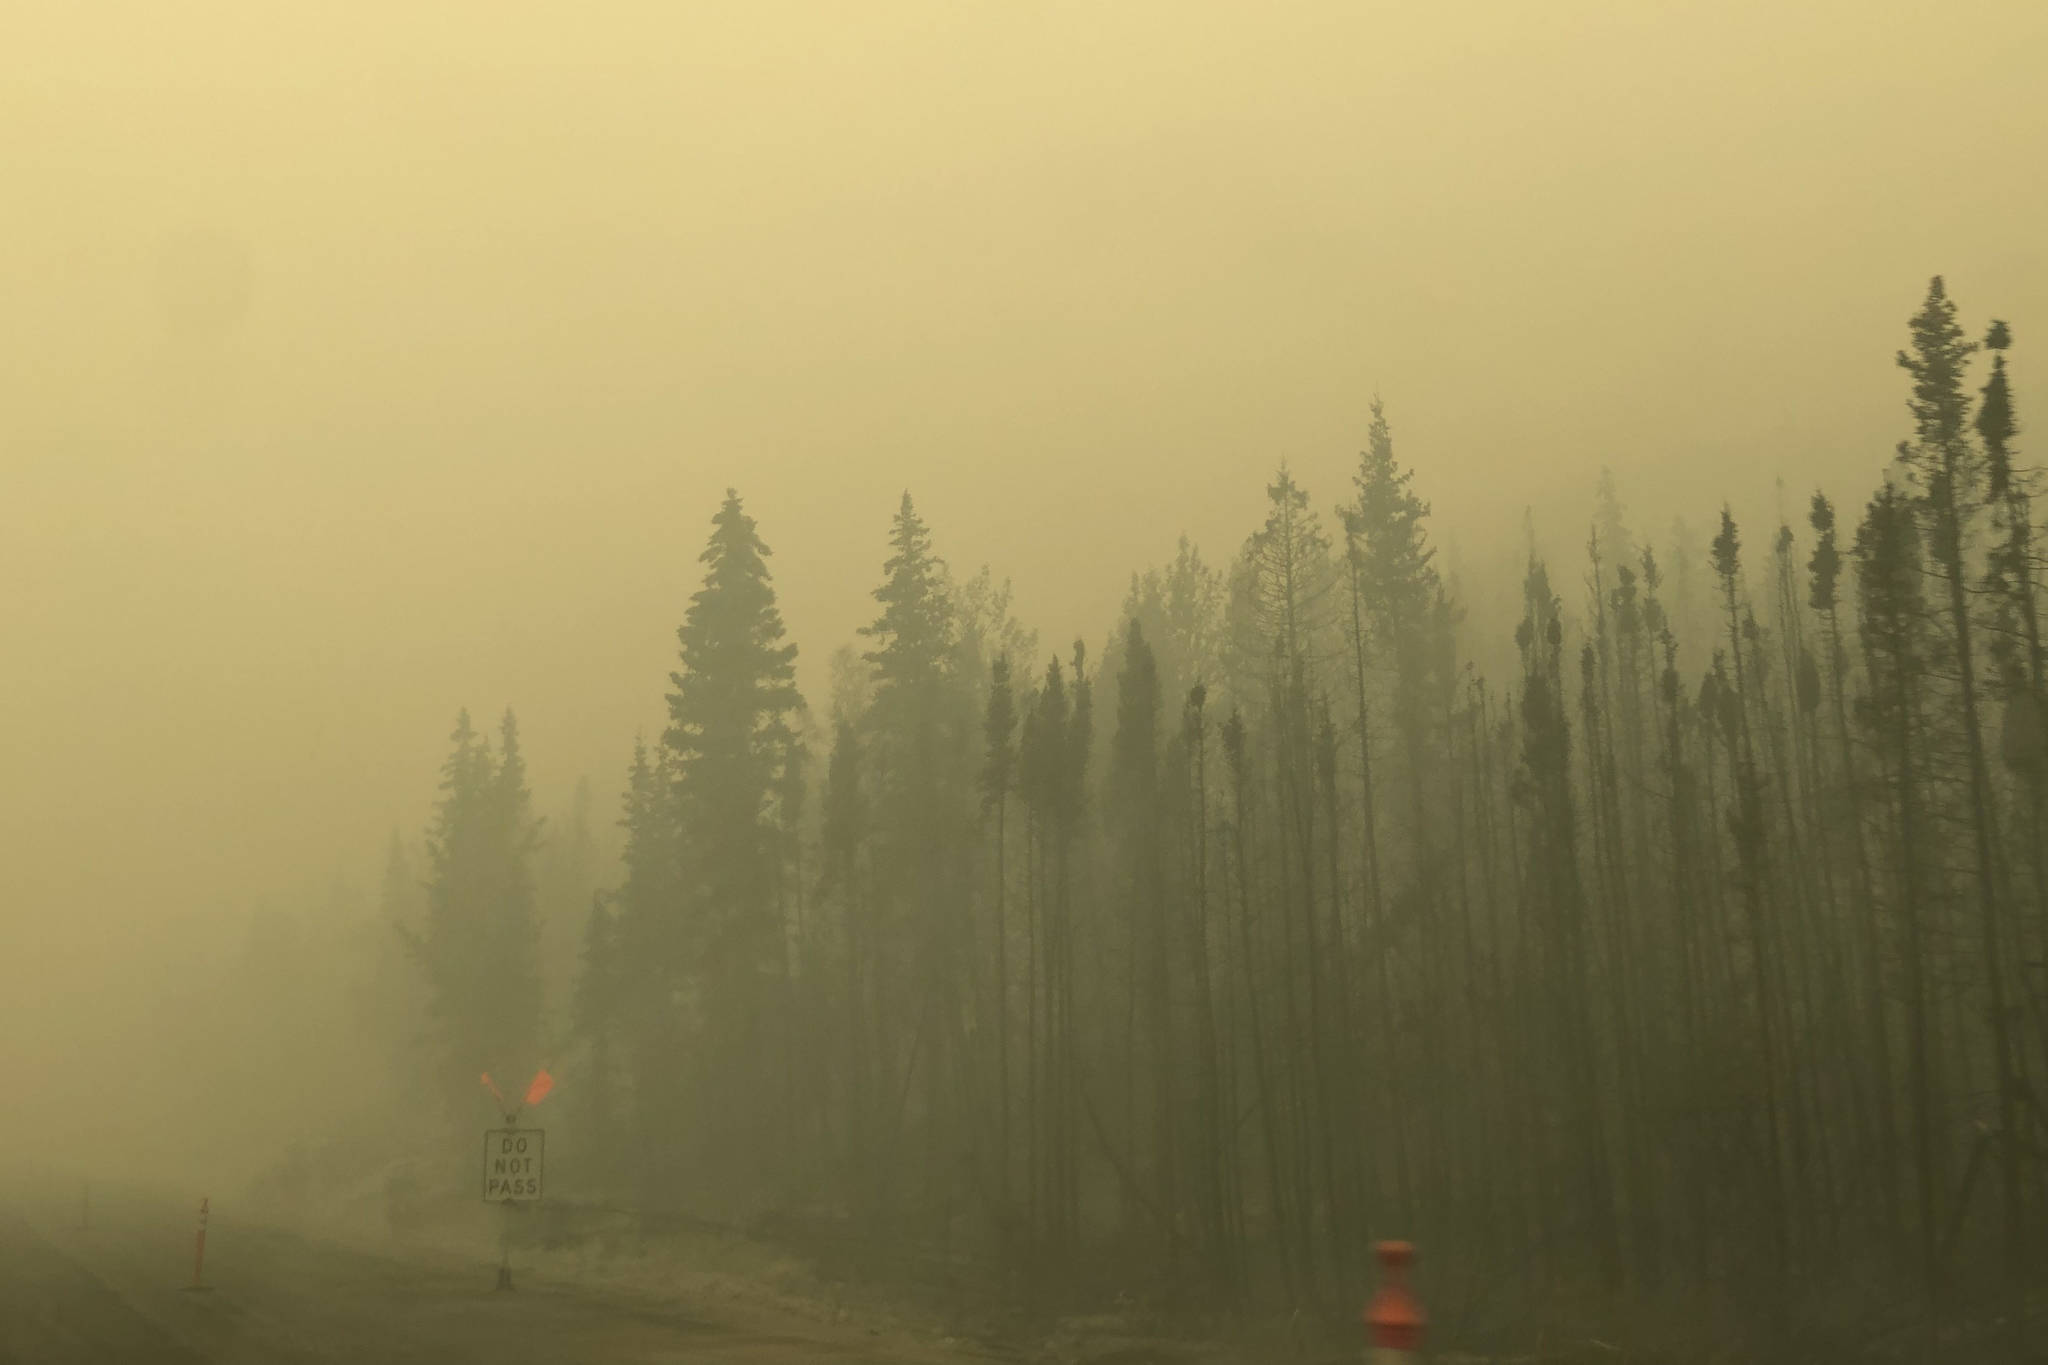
<box><xmin>482</xmin><ymin>1128</ymin><xmax>545</xmax><ymax>1202</ymax></box>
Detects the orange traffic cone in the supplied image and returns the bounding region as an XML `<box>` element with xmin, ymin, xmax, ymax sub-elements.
<box><xmin>1365</xmin><ymin>1240</ymin><xmax>1424</xmax><ymax>1363</ymax></box>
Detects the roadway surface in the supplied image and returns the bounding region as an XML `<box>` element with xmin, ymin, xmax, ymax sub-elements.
<box><xmin>0</xmin><ymin>1183</ymin><xmax>1002</xmax><ymax>1364</ymax></box>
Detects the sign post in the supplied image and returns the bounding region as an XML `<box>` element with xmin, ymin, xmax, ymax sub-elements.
<box><xmin>478</xmin><ymin>1068</ymin><xmax>554</xmax><ymax>1293</ymax></box>
<box><xmin>482</xmin><ymin>1127</ymin><xmax>544</xmax><ymax>1291</ymax></box>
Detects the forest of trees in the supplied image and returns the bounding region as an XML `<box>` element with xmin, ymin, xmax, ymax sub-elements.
<box><xmin>385</xmin><ymin>278</ymin><xmax>2047</xmax><ymax>1345</ymax></box>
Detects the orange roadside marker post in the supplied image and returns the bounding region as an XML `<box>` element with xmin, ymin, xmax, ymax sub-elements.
<box><xmin>1365</xmin><ymin>1239</ymin><xmax>1424</xmax><ymax>1364</ymax></box>
<box><xmin>184</xmin><ymin>1196</ymin><xmax>213</xmax><ymax>1292</ymax></box>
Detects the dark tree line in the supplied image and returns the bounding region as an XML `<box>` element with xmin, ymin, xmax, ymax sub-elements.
<box><xmin>393</xmin><ymin>279</ymin><xmax>2046</xmax><ymax>1346</ymax></box>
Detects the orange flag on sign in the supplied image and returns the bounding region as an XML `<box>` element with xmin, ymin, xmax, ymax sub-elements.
<box><xmin>523</xmin><ymin>1070</ymin><xmax>554</xmax><ymax>1108</ymax></box>
<box><xmin>481</xmin><ymin>1072</ymin><xmax>506</xmax><ymax>1107</ymax></box>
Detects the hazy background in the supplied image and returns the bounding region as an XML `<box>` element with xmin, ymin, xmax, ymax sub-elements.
<box><xmin>4</xmin><ymin>0</ymin><xmax>2044</xmax><ymax>1177</ymax></box>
